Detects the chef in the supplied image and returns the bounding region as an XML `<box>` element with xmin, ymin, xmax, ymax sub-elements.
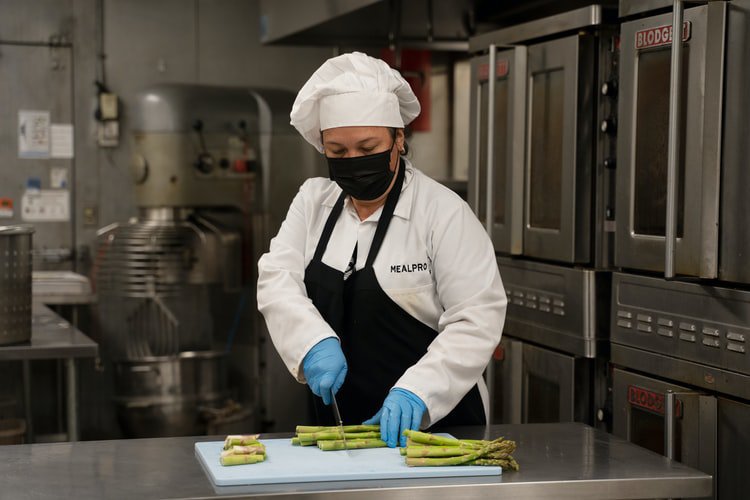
<box><xmin>257</xmin><ymin>52</ymin><xmax>506</xmax><ymax>448</ymax></box>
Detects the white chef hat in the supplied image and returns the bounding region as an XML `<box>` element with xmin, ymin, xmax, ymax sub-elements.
<box><xmin>290</xmin><ymin>51</ymin><xmax>421</xmax><ymax>152</ymax></box>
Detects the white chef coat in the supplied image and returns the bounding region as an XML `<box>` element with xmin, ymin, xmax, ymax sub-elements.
<box><xmin>257</xmin><ymin>158</ymin><xmax>507</xmax><ymax>426</ymax></box>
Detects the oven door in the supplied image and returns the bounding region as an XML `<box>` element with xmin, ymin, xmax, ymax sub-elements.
<box><xmin>613</xmin><ymin>367</ymin><xmax>717</xmax><ymax>498</ymax></box>
<box><xmin>489</xmin><ymin>336</ymin><xmax>523</xmax><ymax>424</ymax></box>
<box><xmin>491</xmin><ymin>335</ymin><xmax>597</xmax><ymax>425</ymax></box>
<box><xmin>615</xmin><ymin>3</ymin><xmax>726</xmax><ymax>277</ymax></box>
<box><xmin>717</xmin><ymin>396</ymin><xmax>750</xmax><ymax>499</ymax></box>
<box><xmin>469</xmin><ymin>46</ymin><xmax>526</xmax><ymax>255</ymax></box>
<box><xmin>522</xmin><ymin>341</ymin><xmax>591</xmax><ymax>423</ymax></box>
<box><xmin>524</xmin><ymin>34</ymin><xmax>595</xmax><ymax>264</ymax></box>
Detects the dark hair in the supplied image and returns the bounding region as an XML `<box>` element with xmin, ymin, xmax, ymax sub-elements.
<box><xmin>390</xmin><ymin>128</ymin><xmax>410</xmax><ymax>156</ymax></box>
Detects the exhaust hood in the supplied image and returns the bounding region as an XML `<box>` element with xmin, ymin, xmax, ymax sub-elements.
<box><xmin>258</xmin><ymin>0</ymin><xmax>473</xmax><ymax>50</ymax></box>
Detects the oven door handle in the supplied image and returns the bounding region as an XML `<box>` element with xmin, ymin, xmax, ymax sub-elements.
<box><xmin>486</xmin><ymin>44</ymin><xmax>497</xmax><ymax>235</ymax></box>
<box><xmin>664</xmin><ymin>0</ymin><xmax>685</xmax><ymax>279</ymax></box>
<box><xmin>664</xmin><ymin>390</ymin><xmax>677</xmax><ymax>459</ymax></box>
<box><xmin>663</xmin><ymin>389</ymin><xmax>717</xmax><ymax>494</ymax></box>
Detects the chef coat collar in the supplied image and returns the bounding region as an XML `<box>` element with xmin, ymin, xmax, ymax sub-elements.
<box><xmin>321</xmin><ymin>158</ymin><xmax>415</xmax><ymax>221</ymax></box>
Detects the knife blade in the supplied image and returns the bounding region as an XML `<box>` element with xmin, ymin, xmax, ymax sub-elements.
<box><xmin>331</xmin><ymin>391</ymin><xmax>350</xmax><ymax>454</ymax></box>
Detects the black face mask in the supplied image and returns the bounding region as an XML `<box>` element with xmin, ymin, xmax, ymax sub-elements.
<box><xmin>327</xmin><ymin>143</ymin><xmax>395</xmax><ymax>201</ymax></box>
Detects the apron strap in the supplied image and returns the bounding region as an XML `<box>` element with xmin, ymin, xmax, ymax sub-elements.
<box><xmin>312</xmin><ymin>191</ymin><xmax>347</xmax><ymax>263</ymax></box>
<box><xmin>365</xmin><ymin>160</ymin><xmax>406</xmax><ymax>269</ymax></box>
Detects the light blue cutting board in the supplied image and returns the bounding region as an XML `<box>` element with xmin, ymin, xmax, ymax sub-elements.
<box><xmin>195</xmin><ymin>437</ymin><xmax>501</xmax><ymax>486</ymax></box>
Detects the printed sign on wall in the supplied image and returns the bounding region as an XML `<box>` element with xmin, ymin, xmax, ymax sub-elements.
<box><xmin>21</xmin><ymin>189</ymin><xmax>70</xmax><ymax>221</ymax></box>
<box><xmin>18</xmin><ymin>110</ymin><xmax>51</xmax><ymax>158</ymax></box>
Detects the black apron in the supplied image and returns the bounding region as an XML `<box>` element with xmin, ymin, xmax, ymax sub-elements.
<box><xmin>303</xmin><ymin>161</ymin><xmax>485</xmax><ymax>429</ymax></box>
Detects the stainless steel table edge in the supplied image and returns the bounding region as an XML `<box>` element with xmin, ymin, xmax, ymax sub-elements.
<box><xmin>186</xmin><ymin>475</ymin><xmax>713</xmax><ymax>500</ymax></box>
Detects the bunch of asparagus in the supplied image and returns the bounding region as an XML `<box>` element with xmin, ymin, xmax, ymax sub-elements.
<box><xmin>291</xmin><ymin>424</ymin><xmax>386</xmax><ymax>451</ymax></box>
<box><xmin>400</xmin><ymin>430</ymin><xmax>519</xmax><ymax>471</ymax></box>
<box><xmin>220</xmin><ymin>434</ymin><xmax>266</xmax><ymax>466</ymax></box>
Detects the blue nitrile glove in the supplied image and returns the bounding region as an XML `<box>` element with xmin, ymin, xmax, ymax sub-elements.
<box><xmin>302</xmin><ymin>337</ymin><xmax>347</xmax><ymax>405</ymax></box>
<box><xmin>363</xmin><ymin>388</ymin><xmax>426</xmax><ymax>448</ymax></box>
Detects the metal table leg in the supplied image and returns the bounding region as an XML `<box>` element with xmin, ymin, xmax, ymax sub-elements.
<box><xmin>66</xmin><ymin>358</ymin><xmax>78</xmax><ymax>441</ymax></box>
<box><xmin>22</xmin><ymin>360</ymin><xmax>33</xmax><ymax>443</ymax></box>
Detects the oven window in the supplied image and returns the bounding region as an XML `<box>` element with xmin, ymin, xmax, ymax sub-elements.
<box><xmin>493</xmin><ymin>77</ymin><xmax>509</xmax><ymax>226</ymax></box>
<box><xmin>526</xmin><ymin>372</ymin><xmax>560</xmax><ymax>423</ymax></box>
<box><xmin>633</xmin><ymin>47</ymin><xmax>687</xmax><ymax>237</ymax></box>
<box><xmin>629</xmin><ymin>406</ymin><xmax>682</xmax><ymax>458</ymax></box>
<box><xmin>529</xmin><ymin>68</ymin><xmax>564</xmax><ymax>230</ymax></box>
<box><xmin>478</xmin><ymin>80</ymin><xmax>489</xmax><ymax>226</ymax></box>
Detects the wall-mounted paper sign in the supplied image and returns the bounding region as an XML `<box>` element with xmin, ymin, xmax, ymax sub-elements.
<box><xmin>0</xmin><ymin>198</ymin><xmax>13</xmax><ymax>219</ymax></box>
<box><xmin>18</xmin><ymin>110</ymin><xmax>51</xmax><ymax>159</ymax></box>
<box><xmin>50</xmin><ymin>124</ymin><xmax>74</xmax><ymax>159</ymax></box>
<box><xmin>50</xmin><ymin>167</ymin><xmax>69</xmax><ymax>189</ymax></box>
<box><xmin>21</xmin><ymin>189</ymin><xmax>69</xmax><ymax>221</ymax></box>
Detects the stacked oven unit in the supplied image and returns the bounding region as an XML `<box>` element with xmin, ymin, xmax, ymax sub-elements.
<box><xmin>468</xmin><ymin>5</ymin><xmax>619</xmax><ymax>428</ymax></box>
<box><xmin>611</xmin><ymin>1</ymin><xmax>750</xmax><ymax>498</ymax></box>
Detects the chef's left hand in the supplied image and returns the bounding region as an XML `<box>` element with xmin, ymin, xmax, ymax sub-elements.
<box><xmin>363</xmin><ymin>388</ymin><xmax>426</xmax><ymax>448</ymax></box>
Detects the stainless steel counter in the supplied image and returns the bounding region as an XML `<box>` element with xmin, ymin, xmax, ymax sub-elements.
<box><xmin>0</xmin><ymin>302</ymin><xmax>98</xmax><ymax>361</ymax></box>
<box><xmin>0</xmin><ymin>302</ymin><xmax>98</xmax><ymax>442</ymax></box>
<box><xmin>0</xmin><ymin>423</ymin><xmax>711</xmax><ymax>499</ymax></box>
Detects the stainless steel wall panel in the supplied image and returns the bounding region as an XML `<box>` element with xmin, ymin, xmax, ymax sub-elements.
<box><xmin>0</xmin><ymin>43</ymin><xmax>74</xmax><ymax>270</ymax></box>
<box><xmin>0</xmin><ymin>0</ymin><xmax>75</xmax><ymax>43</ymax></box>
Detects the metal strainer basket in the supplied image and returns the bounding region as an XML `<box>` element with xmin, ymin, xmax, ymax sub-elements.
<box><xmin>0</xmin><ymin>226</ymin><xmax>33</xmax><ymax>346</ymax></box>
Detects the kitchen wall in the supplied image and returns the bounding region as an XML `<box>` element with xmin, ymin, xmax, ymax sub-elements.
<box><xmin>0</xmin><ymin>0</ymin><xmax>334</xmax><ymax>438</ymax></box>
<box><xmin>1</xmin><ymin>0</ymin><xmax>465</xmax><ymax>438</ymax></box>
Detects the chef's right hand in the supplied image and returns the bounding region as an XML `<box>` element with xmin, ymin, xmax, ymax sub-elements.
<box><xmin>302</xmin><ymin>337</ymin><xmax>347</xmax><ymax>405</ymax></box>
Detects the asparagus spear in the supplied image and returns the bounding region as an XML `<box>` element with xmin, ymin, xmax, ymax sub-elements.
<box><xmin>223</xmin><ymin>434</ymin><xmax>261</xmax><ymax>450</ymax></box>
<box><xmin>220</xmin><ymin>454</ymin><xmax>266</xmax><ymax>466</ymax></box>
<box><xmin>404</xmin><ymin>446</ymin><xmax>491</xmax><ymax>467</ymax></box>
<box><xmin>402</xmin><ymin>430</ymin><xmax>482</xmax><ymax>449</ymax></box>
<box><xmin>297</xmin><ymin>431</ymin><xmax>381</xmax><ymax>443</ymax></box>
<box><xmin>295</xmin><ymin>424</ymin><xmax>380</xmax><ymax>434</ymax></box>
<box><xmin>405</xmin><ymin>446</ymin><xmax>475</xmax><ymax>458</ymax></box>
<box><xmin>231</xmin><ymin>445</ymin><xmax>265</xmax><ymax>455</ymax></box>
<box><xmin>317</xmin><ymin>439</ymin><xmax>387</xmax><ymax>451</ymax></box>
<box><xmin>467</xmin><ymin>458</ymin><xmax>520</xmax><ymax>470</ymax></box>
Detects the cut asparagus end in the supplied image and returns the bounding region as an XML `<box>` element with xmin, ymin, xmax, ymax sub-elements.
<box><xmin>220</xmin><ymin>454</ymin><xmax>266</xmax><ymax>466</ymax></box>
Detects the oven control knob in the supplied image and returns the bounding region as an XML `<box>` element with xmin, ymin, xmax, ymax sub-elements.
<box><xmin>600</xmin><ymin>118</ymin><xmax>617</xmax><ymax>135</ymax></box>
<box><xmin>603</xmin><ymin>157</ymin><xmax>616</xmax><ymax>169</ymax></box>
<box><xmin>194</xmin><ymin>153</ymin><xmax>215</xmax><ymax>174</ymax></box>
<box><xmin>601</xmin><ymin>80</ymin><xmax>617</xmax><ymax>97</ymax></box>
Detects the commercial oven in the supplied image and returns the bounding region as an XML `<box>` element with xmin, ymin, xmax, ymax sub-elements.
<box><xmin>491</xmin><ymin>256</ymin><xmax>611</xmax><ymax>428</ymax></box>
<box><xmin>615</xmin><ymin>0</ymin><xmax>750</xmax><ymax>283</ymax></box>
<box><xmin>611</xmin><ymin>271</ymin><xmax>750</xmax><ymax>499</ymax></box>
<box><xmin>469</xmin><ymin>5</ymin><xmax>618</xmax><ymax>266</ymax></box>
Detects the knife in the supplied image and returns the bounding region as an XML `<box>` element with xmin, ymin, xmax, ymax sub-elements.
<box><xmin>331</xmin><ymin>391</ymin><xmax>350</xmax><ymax>454</ymax></box>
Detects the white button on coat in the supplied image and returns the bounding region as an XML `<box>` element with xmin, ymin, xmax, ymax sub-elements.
<box><xmin>257</xmin><ymin>160</ymin><xmax>507</xmax><ymax>426</ymax></box>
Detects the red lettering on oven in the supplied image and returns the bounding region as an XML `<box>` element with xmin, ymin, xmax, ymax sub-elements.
<box><xmin>635</xmin><ymin>22</ymin><xmax>692</xmax><ymax>49</ymax></box>
<box><xmin>628</xmin><ymin>385</ymin><xmax>666</xmax><ymax>415</ymax></box>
